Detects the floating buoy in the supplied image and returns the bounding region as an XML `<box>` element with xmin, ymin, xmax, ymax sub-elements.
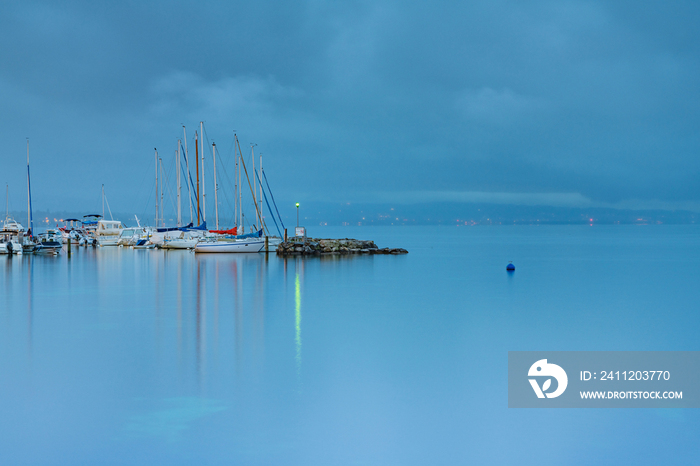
<box><xmin>506</xmin><ymin>262</ymin><xmax>515</xmax><ymax>271</ymax></box>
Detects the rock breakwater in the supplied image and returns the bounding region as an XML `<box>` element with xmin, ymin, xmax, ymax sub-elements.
<box><xmin>276</xmin><ymin>238</ymin><xmax>408</xmax><ymax>256</ymax></box>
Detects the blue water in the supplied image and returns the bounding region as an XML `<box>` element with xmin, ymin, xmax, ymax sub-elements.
<box><xmin>1</xmin><ymin>226</ymin><xmax>698</xmax><ymax>465</ymax></box>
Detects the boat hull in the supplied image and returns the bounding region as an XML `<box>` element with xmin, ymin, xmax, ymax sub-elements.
<box><xmin>0</xmin><ymin>241</ymin><xmax>23</xmax><ymax>254</ymax></box>
<box><xmin>194</xmin><ymin>240</ymin><xmax>264</xmax><ymax>253</ymax></box>
<box><xmin>33</xmin><ymin>245</ymin><xmax>61</xmax><ymax>255</ymax></box>
<box><xmin>98</xmin><ymin>237</ymin><xmax>120</xmax><ymax>246</ymax></box>
<box><xmin>162</xmin><ymin>239</ymin><xmax>198</xmax><ymax>250</ymax></box>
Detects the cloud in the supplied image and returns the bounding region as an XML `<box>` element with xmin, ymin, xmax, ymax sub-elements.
<box><xmin>1</xmin><ymin>1</ymin><xmax>700</xmax><ymax>215</ymax></box>
<box><xmin>345</xmin><ymin>190</ymin><xmax>700</xmax><ymax>212</ymax></box>
<box><xmin>149</xmin><ymin>72</ymin><xmax>301</xmax><ymax>116</ymax></box>
<box><xmin>454</xmin><ymin>87</ymin><xmax>545</xmax><ymax>125</ymax></box>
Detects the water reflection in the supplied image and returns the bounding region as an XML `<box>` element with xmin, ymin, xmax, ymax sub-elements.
<box><xmin>26</xmin><ymin>255</ymin><xmax>33</xmax><ymax>356</ymax></box>
<box><xmin>283</xmin><ymin>257</ymin><xmax>305</xmax><ymax>381</ymax></box>
<box><xmin>3</xmin><ymin>248</ymin><xmax>314</xmax><ymax>445</ymax></box>
<box><xmin>187</xmin><ymin>252</ymin><xmax>274</xmax><ymax>383</ymax></box>
<box><xmin>7</xmin><ymin>248</ymin><xmax>325</xmax><ymax>390</ymax></box>
<box><xmin>295</xmin><ymin>270</ymin><xmax>302</xmax><ymax>376</ymax></box>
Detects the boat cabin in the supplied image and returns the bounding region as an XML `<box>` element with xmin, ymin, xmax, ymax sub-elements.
<box><xmin>97</xmin><ymin>220</ymin><xmax>124</xmax><ymax>237</ymax></box>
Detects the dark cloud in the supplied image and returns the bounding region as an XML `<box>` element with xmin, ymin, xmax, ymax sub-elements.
<box><xmin>1</xmin><ymin>0</ymin><xmax>698</xmax><ymax>218</ymax></box>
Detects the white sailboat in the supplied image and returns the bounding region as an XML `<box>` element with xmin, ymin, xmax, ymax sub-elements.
<box><xmin>161</xmin><ymin>230</ymin><xmax>200</xmax><ymax>249</ymax></box>
<box><xmin>193</xmin><ymin>132</ymin><xmax>281</xmax><ymax>253</ymax></box>
<box><xmin>194</xmin><ymin>237</ymin><xmax>265</xmax><ymax>253</ymax></box>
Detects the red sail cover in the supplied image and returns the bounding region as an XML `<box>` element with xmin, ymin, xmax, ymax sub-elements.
<box><xmin>209</xmin><ymin>227</ymin><xmax>237</xmax><ymax>235</ymax></box>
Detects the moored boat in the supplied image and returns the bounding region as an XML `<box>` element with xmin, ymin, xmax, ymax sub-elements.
<box><xmin>0</xmin><ymin>231</ymin><xmax>23</xmax><ymax>255</ymax></box>
<box><xmin>118</xmin><ymin>227</ymin><xmax>148</xmax><ymax>247</ymax></box>
<box><xmin>161</xmin><ymin>230</ymin><xmax>201</xmax><ymax>250</ymax></box>
<box><xmin>132</xmin><ymin>238</ymin><xmax>156</xmax><ymax>249</ymax></box>
<box><xmin>1</xmin><ymin>213</ymin><xmax>25</xmax><ymax>255</ymax></box>
<box><xmin>194</xmin><ymin>238</ymin><xmax>265</xmax><ymax>253</ymax></box>
<box><xmin>96</xmin><ymin>219</ymin><xmax>124</xmax><ymax>246</ymax></box>
<box><xmin>34</xmin><ymin>229</ymin><xmax>62</xmax><ymax>255</ymax></box>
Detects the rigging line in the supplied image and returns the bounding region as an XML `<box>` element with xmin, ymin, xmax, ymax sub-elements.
<box><xmin>160</xmin><ymin>154</ymin><xmax>177</xmax><ymax>215</ymax></box>
<box><xmin>203</xmin><ymin>125</ymin><xmax>214</xmax><ymax>156</ymax></box>
<box><xmin>140</xmin><ymin>175</ymin><xmax>156</xmax><ymax>222</ymax></box>
<box><xmin>216</xmin><ymin>150</ymin><xmax>235</xmax><ymax>193</ymax></box>
<box><xmin>179</xmin><ymin>147</ymin><xmax>194</xmax><ymax>213</ymax></box>
<box><xmin>187</xmin><ymin>165</ymin><xmax>203</xmax><ymax>224</ymax></box>
<box><xmin>262</xmin><ymin>168</ymin><xmax>286</xmax><ymax>230</ymax></box>
<box><xmin>181</xmin><ymin>137</ymin><xmax>203</xmax><ymax>224</ymax></box>
<box><xmin>161</xmin><ymin>158</ymin><xmax>178</xmax><ymax>222</ymax></box>
<box><xmin>235</xmin><ymin>136</ymin><xmax>267</xmax><ymax>235</ymax></box>
<box><xmin>255</xmin><ymin>169</ymin><xmax>282</xmax><ymax>237</ymax></box>
<box><xmin>212</xmin><ymin>146</ymin><xmax>237</xmax><ymax>217</ymax></box>
<box><xmin>104</xmin><ymin>189</ymin><xmax>114</xmax><ymax>220</ymax></box>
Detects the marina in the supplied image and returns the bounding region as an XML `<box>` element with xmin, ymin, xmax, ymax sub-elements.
<box><xmin>5</xmin><ymin>126</ymin><xmax>405</xmax><ymax>258</ymax></box>
<box><xmin>3</xmin><ymin>1</ymin><xmax>699</xmax><ymax>464</ymax></box>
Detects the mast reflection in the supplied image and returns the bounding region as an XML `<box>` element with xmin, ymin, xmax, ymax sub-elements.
<box><xmin>27</xmin><ymin>256</ymin><xmax>33</xmax><ymax>357</ymax></box>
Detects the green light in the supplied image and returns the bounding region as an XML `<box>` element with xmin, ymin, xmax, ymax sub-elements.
<box><xmin>296</xmin><ymin>203</ymin><xmax>299</xmax><ymax>207</ymax></box>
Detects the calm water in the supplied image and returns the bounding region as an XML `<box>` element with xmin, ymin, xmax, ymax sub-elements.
<box><xmin>1</xmin><ymin>226</ymin><xmax>699</xmax><ymax>465</ymax></box>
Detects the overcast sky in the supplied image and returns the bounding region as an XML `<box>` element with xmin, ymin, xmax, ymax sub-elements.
<box><xmin>2</xmin><ymin>0</ymin><xmax>699</xmax><ymax>221</ymax></box>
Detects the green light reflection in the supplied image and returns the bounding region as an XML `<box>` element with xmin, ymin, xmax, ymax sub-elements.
<box><xmin>295</xmin><ymin>273</ymin><xmax>301</xmax><ymax>374</ymax></box>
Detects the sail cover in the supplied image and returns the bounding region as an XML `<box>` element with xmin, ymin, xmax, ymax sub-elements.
<box><xmin>209</xmin><ymin>227</ymin><xmax>238</xmax><ymax>235</ymax></box>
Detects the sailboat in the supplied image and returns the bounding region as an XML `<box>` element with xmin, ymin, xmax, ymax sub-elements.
<box><xmin>149</xmin><ymin>130</ymin><xmax>209</xmax><ymax>248</ymax></box>
<box><xmin>194</xmin><ymin>132</ymin><xmax>285</xmax><ymax>253</ymax></box>
<box><xmin>22</xmin><ymin>139</ymin><xmax>37</xmax><ymax>253</ymax></box>
<box><xmin>194</xmin><ymin>237</ymin><xmax>265</xmax><ymax>253</ymax></box>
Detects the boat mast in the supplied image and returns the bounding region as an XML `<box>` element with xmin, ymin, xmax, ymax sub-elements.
<box><xmin>260</xmin><ymin>151</ymin><xmax>263</xmax><ymax>233</ymax></box>
<box><xmin>212</xmin><ymin>142</ymin><xmax>219</xmax><ymax>230</ymax></box>
<box><xmin>26</xmin><ymin>139</ymin><xmax>34</xmax><ymax>235</ymax></box>
<box><xmin>183</xmin><ymin>126</ymin><xmax>193</xmax><ymax>224</ymax></box>
<box><xmin>176</xmin><ymin>141</ymin><xmax>181</xmax><ymax>227</ymax></box>
<box><xmin>195</xmin><ymin>131</ymin><xmax>200</xmax><ymax>225</ymax></box>
<box><xmin>251</xmin><ymin>143</ymin><xmax>258</xmax><ymax>228</ymax></box>
<box><xmin>236</xmin><ymin>135</ymin><xmax>243</xmax><ymax>230</ymax></box>
<box><xmin>200</xmin><ymin>121</ymin><xmax>206</xmax><ymax>225</ymax></box>
<box><xmin>103</xmin><ymin>186</ymin><xmax>114</xmax><ymax>220</ymax></box>
<box><xmin>154</xmin><ymin>148</ymin><xmax>159</xmax><ymax>227</ymax></box>
<box><xmin>102</xmin><ymin>184</ymin><xmax>105</xmax><ymax>219</ymax></box>
<box><xmin>159</xmin><ymin>157</ymin><xmax>164</xmax><ymax>227</ymax></box>
<box><xmin>5</xmin><ymin>183</ymin><xmax>8</xmax><ymax>222</ymax></box>
<box><xmin>234</xmin><ymin>134</ymin><xmax>238</xmax><ymax>228</ymax></box>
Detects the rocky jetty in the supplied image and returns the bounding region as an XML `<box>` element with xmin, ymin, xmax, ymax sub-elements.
<box><xmin>276</xmin><ymin>238</ymin><xmax>408</xmax><ymax>256</ymax></box>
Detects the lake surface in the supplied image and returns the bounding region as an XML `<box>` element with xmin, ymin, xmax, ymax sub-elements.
<box><xmin>1</xmin><ymin>225</ymin><xmax>698</xmax><ymax>465</ymax></box>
